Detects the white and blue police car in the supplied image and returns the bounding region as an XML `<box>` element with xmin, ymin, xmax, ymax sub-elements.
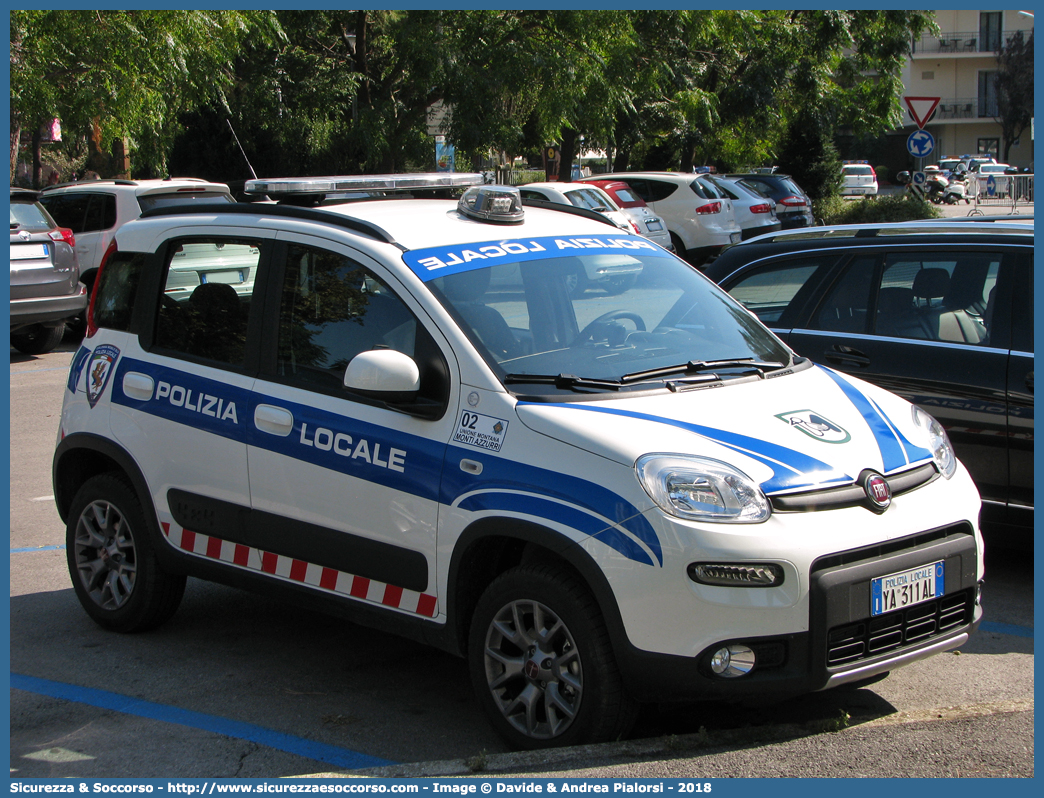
<box><xmin>55</xmin><ymin>173</ymin><xmax>984</xmax><ymax>750</ymax></box>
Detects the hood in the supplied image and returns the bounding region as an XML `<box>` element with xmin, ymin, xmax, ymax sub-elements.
<box><xmin>514</xmin><ymin>365</ymin><xmax>935</xmax><ymax>496</ymax></box>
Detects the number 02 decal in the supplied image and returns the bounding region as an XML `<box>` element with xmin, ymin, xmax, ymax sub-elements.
<box><xmin>453</xmin><ymin>409</ymin><xmax>509</xmax><ymax>453</ymax></box>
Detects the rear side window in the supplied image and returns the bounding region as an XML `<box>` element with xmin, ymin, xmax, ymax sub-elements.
<box><xmin>565</xmin><ymin>188</ymin><xmax>612</xmax><ymax>210</ymax></box>
<box><xmin>153</xmin><ymin>237</ymin><xmax>263</xmax><ymax>366</ymax></box>
<box><xmin>40</xmin><ymin>192</ymin><xmax>116</xmax><ymax>233</ymax></box>
<box><xmin>608</xmin><ymin>187</ymin><xmax>642</xmax><ymax>206</ymax></box>
<box><xmin>873</xmin><ymin>251</ymin><xmax>1000</xmax><ymax>345</ymax></box>
<box><xmin>93</xmin><ymin>252</ymin><xmax>146</xmax><ymax>332</ymax></box>
<box><xmin>626</xmin><ymin>179</ymin><xmax>677</xmax><ymax>202</ymax></box>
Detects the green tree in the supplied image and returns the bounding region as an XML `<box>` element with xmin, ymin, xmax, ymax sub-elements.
<box><xmin>995</xmin><ymin>30</ymin><xmax>1033</xmax><ymax>164</ymax></box>
<box><xmin>10</xmin><ymin>10</ymin><xmax>280</xmax><ymax>185</ymax></box>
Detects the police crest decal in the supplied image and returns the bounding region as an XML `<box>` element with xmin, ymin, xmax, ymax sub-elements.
<box><xmin>775</xmin><ymin>409</ymin><xmax>851</xmax><ymax>444</ymax></box>
<box><xmin>86</xmin><ymin>344</ymin><xmax>120</xmax><ymax>408</ymax></box>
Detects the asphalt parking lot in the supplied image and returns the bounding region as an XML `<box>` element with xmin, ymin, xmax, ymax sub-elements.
<box><xmin>9</xmin><ymin>339</ymin><xmax>1034</xmax><ymax>779</ymax></box>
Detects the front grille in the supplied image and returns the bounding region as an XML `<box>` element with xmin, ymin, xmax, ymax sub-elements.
<box><xmin>772</xmin><ymin>462</ymin><xmax>939</xmax><ymax>513</ymax></box>
<box><xmin>826</xmin><ymin>588</ymin><xmax>974</xmax><ymax>667</ymax></box>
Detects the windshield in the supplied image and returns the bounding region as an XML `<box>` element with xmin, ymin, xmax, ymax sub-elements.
<box><xmin>404</xmin><ymin>235</ymin><xmax>791</xmax><ymax>394</ymax></box>
<box><xmin>10</xmin><ymin>201</ymin><xmax>54</xmax><ymax>232</ymax></box>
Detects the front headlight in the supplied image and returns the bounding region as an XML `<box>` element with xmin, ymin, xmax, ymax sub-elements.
<box><xmin>911</xmin><ymin>406</ymin><xmax>957</xmax><ymax>479</ymax></box>
<box><xmin>636</xmin><ymin>454</ymin><xmax>770</xmax><ymax>524</ymax></box>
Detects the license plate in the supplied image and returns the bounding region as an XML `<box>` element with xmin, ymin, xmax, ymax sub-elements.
<box><xmin>646</xmin><ymin>220</ymin><xmax>663</xmax><ymax>232</ymax></box>
<box><xmin>11</xmin><ymin>243</ymin><xmax>49</xmax><ymax>260</ymax></box>
<box><xmin>871</xmin><ymin>561</ymin><xmax>944</xmax><ymax>616</ymax></box>
<box><xmin>730</xmin><ymin>232</ymin><xmax>742</xmax><ymax>243</ymax></box>
<box><xmin>200</xmin><ymin>270</ymin><xmax>244</xmax><ymax>285</ymax></box>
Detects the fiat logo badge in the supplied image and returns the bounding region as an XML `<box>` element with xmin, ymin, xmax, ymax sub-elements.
<box><xmin>862</xmin><ymin>471</ymin><xmax>891</xmax><ymax>512</ymax></box>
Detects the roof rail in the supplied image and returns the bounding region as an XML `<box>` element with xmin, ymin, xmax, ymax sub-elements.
<box><xmin>520</xmin><ymin>198</ymin><xmax>619</xmax><ymax>228</ymax></box>
<box><xmin>137</xmin><ymin>202</ymin><xmax>403</xmax><ymax>248</ymax></box>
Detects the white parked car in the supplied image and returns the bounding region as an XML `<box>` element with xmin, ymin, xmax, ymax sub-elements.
<box><xmin>708</xmin><ymin>176</ymin><xmax>782</xmax><ymax>239</ymax></box>
<box><xmin>581</xmin><ymin>172</ymin><xmax>742</xmax><ymax>265</ymax></box>
<box><xmin>56</xmin><ymin>173</ymin><xmax>983</xmax><ymax>752</ymax></box>
<box><xmin>517</xmin><ymin>182</ymin><xmax>635</xmax><ymax>234</ymax></box>
<box><xmin>39</xmin><ymin>178</ymin><xmax>235</xmax><ymax>298</ymax></box>
<box><xmin>840</xmin><ymin>162</ymin><xmax>879</xmax><ymax>196</ymax></box>
<box><xmin>975</xmin><ymin>163</ymin><xmax>1015</xmax><ymax>197</ymax></box>
<box><xmin>580</xmin><ymin>179</ymin><xmax>674</xmax><ymax>251</ymax></box>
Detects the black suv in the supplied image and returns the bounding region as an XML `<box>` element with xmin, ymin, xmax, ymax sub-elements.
<box><xmin>704</xmin><ymin>220</ymin><xmax>1034</xmax><ymax>544</ymax></box>
<box><xmin>724</xmin><ymin>173</ymin><xmax>816</xmax><ymax>228</ymax></box>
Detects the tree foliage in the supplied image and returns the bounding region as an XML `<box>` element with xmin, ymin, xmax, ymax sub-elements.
<box><xmin>995</xmin><ymin>30</ymin><xmax>1033</xmax><ymax>164</ymax></box>
<box><xmin>12</xmin><ymin>10</ymin><xmax>945</xmax><ymax>187</ymax></box>
<box><xmin>10</xmin><ymin>9</ymin><xmax>281</xmax><ymax>181</ymax></box>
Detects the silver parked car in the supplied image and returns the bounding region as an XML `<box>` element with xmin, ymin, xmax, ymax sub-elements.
<box><xmin>9</xmin><ymin>188</ymin><xmax>87</xmax><ymax>354</ymax></box>
<box><xmin>708</xmin><ymin>176</ymin><xmax>782</xmax><ymax>239</ymax></box>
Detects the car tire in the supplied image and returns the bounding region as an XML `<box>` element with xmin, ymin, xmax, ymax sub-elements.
<box><xmin>601</xmin><ymin>274</ymin><xmax>638</xmax><ymax>295</ymax></box>
<box><xmin>11</xmin><ymin>324</ymin><xmax>65</xmax><ymax>355</ymax></box>
<box><xmin>564</xmin><ymin>269</ymin><xmax>588</xmax><ymax>298</ymax></box>
<box><xmin>468</xmin><ymin>563</ymin><xmax>638</xmax><ymax>749</ymax></box>
<box><xmin>669</xmin><ymin>233</ymin><xmax>687</xmax><ymax>260</ymax></box>
<box><xmin>66</xmin><ymin>473</ymin><xmax>186</xmax><ymax>633</ymax></box>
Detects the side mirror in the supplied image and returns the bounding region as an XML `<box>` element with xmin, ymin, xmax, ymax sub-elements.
<box><xmin>344</xmin><ymin>349</ymin><xmax>420</xmax><ymax>402</ymax></box>
<box><xmin>895</xmin><ymin>171</ymin><xmax>911</xmax><ymax>185</ymax></box>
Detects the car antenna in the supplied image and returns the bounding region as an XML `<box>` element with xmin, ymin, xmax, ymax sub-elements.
<box><xmin>227</xmin><ymin>119</ymin><xmax>258</xmax><ymax>180</ymax></box>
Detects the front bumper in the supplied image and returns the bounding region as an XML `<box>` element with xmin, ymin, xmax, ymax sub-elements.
<box><xmin>614</xmin><ymin>523</ymin><xmax>981</xmax><ymax>702</ymax></box>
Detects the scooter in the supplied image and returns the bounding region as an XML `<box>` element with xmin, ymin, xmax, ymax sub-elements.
<box><xmin>941</xmin><ymin>173</ymin><xmax>973</xmax><ymax>204</ymax></box>
<box><xmin>925</xmin><ymin>172</ymin><xmax>950</xmax><ymax>204</ymax></box>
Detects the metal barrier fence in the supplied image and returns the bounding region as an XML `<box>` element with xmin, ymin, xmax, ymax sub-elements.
<box><xmin>969</xmin><ymin>174</ymin><xmax>1034</xmax><ymax>215</ymax></box>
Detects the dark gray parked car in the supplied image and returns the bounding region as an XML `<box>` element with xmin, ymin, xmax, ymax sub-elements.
<box><xmin>705</xmin><ymin>220</ymin><xmax>1034</xmax><ymax>546</ymax></box>
<box><xmin>9</xmin><ymin>188</ymin><xmax>87</xmax><ymax>354</ymax></box>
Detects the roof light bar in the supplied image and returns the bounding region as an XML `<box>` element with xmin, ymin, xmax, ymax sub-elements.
<box><xmin>244</xmin><ymin>173</ymin><xmax>486</xmax><ymax>196</ymax></box>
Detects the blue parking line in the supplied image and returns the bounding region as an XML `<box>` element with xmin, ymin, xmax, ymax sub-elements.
<box><xmin>10</xmin><ymin>673</ymin><xmax>395</xmax><ymax>771</ymax></box>
<box><xmin>11</xmin><ymin>545</ymin><xmax>65</xmax><ymax>553</ymax></box>
<box><xmin>980</xmin><ymin>621</ymin><xmax>1034</xmax><ymax>638</ymax></box>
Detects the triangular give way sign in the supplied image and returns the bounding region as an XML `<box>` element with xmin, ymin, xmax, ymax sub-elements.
<box><xmin>905</xmin><ymin>96</ymin><xmax>941</xmax><ymax>129</ymax></box>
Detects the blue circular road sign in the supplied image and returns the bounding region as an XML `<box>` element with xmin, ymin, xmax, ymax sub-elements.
<box><xmin>907</xmin><ymin>130</ymin><xmax>935</xmax><ymax>159</ymax></box>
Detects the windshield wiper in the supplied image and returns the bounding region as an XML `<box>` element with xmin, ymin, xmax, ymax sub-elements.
<box><xmin>621</xmin><ymin>358</ymin><xmax>785</xmax><ymax>384</ymax></box>
<box><xmin>503</xmin><ymin>373</ymin><xmax>624</xmax><ymax>391</ymax></box>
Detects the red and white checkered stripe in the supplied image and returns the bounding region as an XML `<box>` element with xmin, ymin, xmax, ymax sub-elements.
<box><xmin>161</xmin><ymin>520</ymin><xmax>439</xmax><ymax>618</ymax></box>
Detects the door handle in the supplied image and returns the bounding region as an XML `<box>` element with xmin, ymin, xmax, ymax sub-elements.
<box><xmin>122</xmin><ymin>371</ymin><xmax>155</xmax><ymax>401</ymax></box>
<box><xmin>823</xmin><ymin>345</ymin><xmax>870</xmax><ymax>368</ymax></box>
<box><xmin>254</xmin><ymin>404</ymin><xmax>294</xmax><ymax>437</ymax></box>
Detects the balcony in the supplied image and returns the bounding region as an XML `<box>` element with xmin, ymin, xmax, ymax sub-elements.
<box><xmin>912</xmin><ymin>30</ymin><xmax>1023</xmax><ymax>55</ymax></box>
<box><xmin>904</xmin><ymin>97</ymin><xmax>1000</xmax><ymax>126</ymax></box>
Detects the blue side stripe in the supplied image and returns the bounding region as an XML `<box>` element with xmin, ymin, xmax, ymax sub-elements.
<box><xmin>104</xmin><ymin>355</ymin><xmax>661</xmax><ymax>567</ymax></box>
<box><xmin>67</xmin><ymin>345</ymin><xmax>91</xmax><ymax>393</ymax></box>
<box><xmin>519</xmin><ymin>403</ymin><xmax>851</xmax><ymax>495</ymax></box>
<box><xmin>109</xmin><ymin>357</ymin><xmax>447</xmax><ymax>503</ymax></box>
<box><xmin>11</xmin><ymin>673</ymin><xmax>394</xmax><ymax>770</ymax></box>
<box><xmin>458</xmin><ymin>492</ymin><xmax>656</xmax><ymax>566</ymax></box>
<box><xmin>867</xmin><ymin>394</ymin><xmax>934</xmax><ymax>465</ymax></box>
<box><xmin>443</xmin><ymin>445</ymin><xmax>663</xmax><ymax>566</ymax></box>
<box><xmin>820</xmin><ymin>368</ymin><xmax>933</xmax><ymax>471</ymax></box>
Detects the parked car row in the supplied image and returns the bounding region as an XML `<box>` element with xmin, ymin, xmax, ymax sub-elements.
<box><xmin>10</xmin><ymin>178</ymin><xmax>237</xmax><ymax>355</ymax></box>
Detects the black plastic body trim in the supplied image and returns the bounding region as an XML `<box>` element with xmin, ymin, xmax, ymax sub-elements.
<box><xmin>166</xmin><ymin>489</ymin><xmax>428</xmax><ymax>592</ymax></box>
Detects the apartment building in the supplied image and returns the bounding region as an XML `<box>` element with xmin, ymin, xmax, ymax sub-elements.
<box><xmin>901</xmin><ymin>9</ymin><xmax>1033</xmax><ymax>168</ymax></box>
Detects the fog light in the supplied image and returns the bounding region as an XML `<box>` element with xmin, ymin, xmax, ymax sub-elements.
<box><xmin>688</xmin><ymin>562</ymin><xmax>784</xmax><ymax>587</ymax></box>
<box><xmin>709</xmin><ymin>645</ymin><xmax>756</xmax><ymax>678</ymax></box>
